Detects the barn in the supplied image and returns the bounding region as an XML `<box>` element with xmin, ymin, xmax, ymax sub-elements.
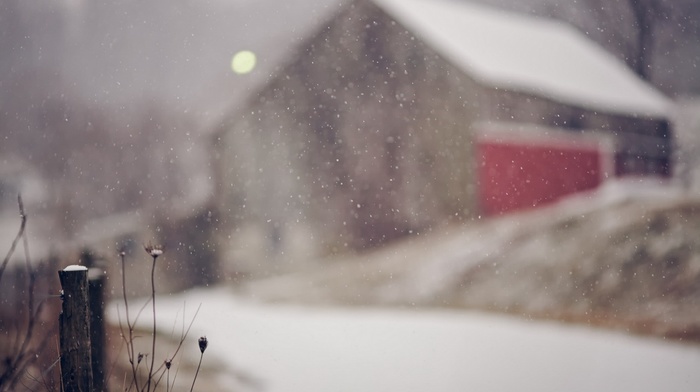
<box><xmin>212</xmin><ymin>0</ymin><xmax>673</xmax><ymax>268</ymax></box>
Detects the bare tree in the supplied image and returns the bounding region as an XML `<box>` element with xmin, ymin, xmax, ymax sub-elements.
<box><xmin>625</xmin><ymin>0</ymin><xmax>674</xmax><ymax>80</ymax></box>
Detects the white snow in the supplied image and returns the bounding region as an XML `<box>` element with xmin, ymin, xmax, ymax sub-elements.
<box><xmin>555</xmin><ymin>177</ymin><xmax>683</xmax><ymax>214</ymax></box>
<box><xmin>113</xmin><ymin>286</ymin><xmax>700</xmax><ymax>392</ymax></box>
<box><xmin>374</xmin><ymin>0</ymin><xmax>671</xmax><ymax>118</ymax></box>
<box><xmin>62</xmin><ymin>264</ymin><xmax>88</xmax><ymax>271</ymax></box>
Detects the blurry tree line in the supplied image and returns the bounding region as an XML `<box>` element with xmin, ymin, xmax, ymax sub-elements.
<box><xmin>0</xmin><ymin>0</ymin><xmax>201</xmax><ymax>234</ymax></box>
<box><xmin>0</xmin><ymin>87</ymin><xmax>193</xmax><ymax>233</ymax></box>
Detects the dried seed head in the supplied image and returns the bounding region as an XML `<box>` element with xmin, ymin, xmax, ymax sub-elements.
<box><xmin>144</xmin><ymin>243</ymin><xmax>164</xmax><ymax>258</ymax></box>
<box><xmin>137</xmin><ymin>353</ymin><xmax>144</xmax><ymax>364</ymax></box>
<box><xmin>198</xmin><ymin>336</ymin><xmax>208</xmax><ymax>354</ymax></box>
<box><xmin>165</xmin><ymin>359</ymin><xmax>172</xmax><ymax>370</ymax></box>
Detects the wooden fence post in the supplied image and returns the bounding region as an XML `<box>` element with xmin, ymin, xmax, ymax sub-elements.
<box><xmin>58</xmin><ymin>265</ymin><xmax>93</xmax><ymax>392</ymax></box>
<box><xmin>88</xmin><ymin>267</ymin><xmax>106</xmax><ymax>392</ymax></box>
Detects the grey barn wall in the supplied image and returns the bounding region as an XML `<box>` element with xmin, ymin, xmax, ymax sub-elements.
<box><xmin>217</xmin><ymin>0</ymin><xmax>485</xmax><ymax>258</ymax></box>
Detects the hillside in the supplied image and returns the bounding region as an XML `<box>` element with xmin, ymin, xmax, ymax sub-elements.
<box><xmin>242</xmin><ymin>179</ymin><xmax>700</xmax><ymax>341</ymax></box>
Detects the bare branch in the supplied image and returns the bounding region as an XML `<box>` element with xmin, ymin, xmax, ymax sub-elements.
<box><xmin>0</xmin><ymin>194</ymin><xmax>28</xmax><ymax>284</ymax></box>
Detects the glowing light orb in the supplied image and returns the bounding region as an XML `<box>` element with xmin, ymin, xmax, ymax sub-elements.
<box><xmin>231</xmin><ymin>50</ymin><xmax>257</xmax><ymax>74</ymax></box>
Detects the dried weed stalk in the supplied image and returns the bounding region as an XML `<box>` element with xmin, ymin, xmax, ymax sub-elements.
<box><xmin>116</xmin><ymin>243</ymin><xmax>206</xmax><ymax>392</ymax></box>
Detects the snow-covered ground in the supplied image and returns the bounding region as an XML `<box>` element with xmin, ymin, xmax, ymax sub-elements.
<box><xmin>114</xmin><ymin>286</ymin><xmax>700</xmax><ymax>392</ymax></box>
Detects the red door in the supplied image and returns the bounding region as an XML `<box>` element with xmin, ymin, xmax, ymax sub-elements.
<box><xmin>477</xmin><ymin>131</ymin><xmax>607</xmax><ymax>215</ymax></box>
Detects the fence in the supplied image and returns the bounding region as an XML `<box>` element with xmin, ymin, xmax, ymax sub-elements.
<box><xmin>58</xmin><ymin>265</ymin><xmax>106</xmax><ymax>392</ymax></box>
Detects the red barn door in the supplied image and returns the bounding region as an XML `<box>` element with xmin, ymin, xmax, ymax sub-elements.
<box><xmin>476</xmin><ymin>126</ymin><xmax>611</xmax><ymax>216</ymax></box>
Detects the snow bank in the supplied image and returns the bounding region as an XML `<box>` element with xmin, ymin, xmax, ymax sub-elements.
<box><xmin>242</xmin><ymin>186</ymin><xmax>700</xmax><ymax>341</ymax></box>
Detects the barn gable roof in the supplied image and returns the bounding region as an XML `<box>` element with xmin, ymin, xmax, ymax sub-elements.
<box><xmin>372</xmin><ymin>0</ymin><xmax>671</xmax><ymax>118</ymax></box>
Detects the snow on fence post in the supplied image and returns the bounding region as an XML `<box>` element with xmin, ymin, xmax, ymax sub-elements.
<box><xmin>88</xmin><ymin>266</ymin><xmax>106</xmax><ymax>392</ymax></box>
<box><xmin>58</xmin><ymin>265</ymin><xmax>93</xmax><ymax>392</ymax></box>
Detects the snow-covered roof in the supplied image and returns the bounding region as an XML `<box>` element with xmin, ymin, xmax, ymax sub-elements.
<box><xmin>373</xmin><ymin>0</ymin><xmax>671</xmax><ymax>118</ymax></box>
